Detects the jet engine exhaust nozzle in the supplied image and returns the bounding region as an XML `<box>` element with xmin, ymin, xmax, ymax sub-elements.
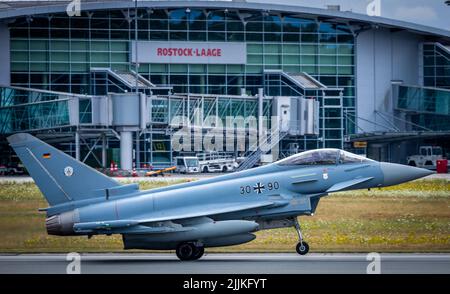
<box><xmin>45</xmin><ymin>211</ymin><xmax>77</xmax><ymax>236</ymax></box>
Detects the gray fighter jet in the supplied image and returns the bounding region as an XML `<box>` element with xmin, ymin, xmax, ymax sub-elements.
<box><xmin>7</xmin><ymin>133</ymin><xmax>433</xmax><ymax>260</ymax></box>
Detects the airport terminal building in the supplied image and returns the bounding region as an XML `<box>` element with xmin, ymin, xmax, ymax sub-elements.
<box><xmin>0</xmin><ymin>0</ymin><xmax>449</xmax><ymax>170</ymax></box>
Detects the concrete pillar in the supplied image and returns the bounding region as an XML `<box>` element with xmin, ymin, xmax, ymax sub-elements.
<box><xmin>120</xmin><ymin>131</ymin><xmax>133</xmax><ymax>170</ymax></box>
<box><xmin>75</xmin><ymin>131</ymin><xmax>80</xmax><ymax>161</ymax></box>
<box><xmin>135</xmin><ymin>130</ymin><xmax>140</xmax><ymax>169</ymax></box>
<box><xmin>257</xmin><ymin>88</ymin><xmax>264</xmax><ymax>144</ymax></box>
<box><xmin>101</xmin><ymin>133</ymin><xmax>107</xmax><ymax>168</ymax></box>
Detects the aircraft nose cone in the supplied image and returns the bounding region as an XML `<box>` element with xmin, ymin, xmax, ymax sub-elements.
<box><xmin>380</xmin><ymin>162</ymin><xmax>434</xmax><ymax>187</ymax></box>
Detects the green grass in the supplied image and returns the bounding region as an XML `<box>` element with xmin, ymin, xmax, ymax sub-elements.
<box><xmin>0</xmin><ymin>179</ymin><xmax>448</xmax><ymax>253</ymax></box>
<box><xmin>335</xmin><ymin>179</ymin><xmax>450</xmax><ymax>198</ymax></box>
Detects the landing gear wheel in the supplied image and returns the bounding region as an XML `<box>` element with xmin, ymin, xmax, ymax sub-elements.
<box><xmin>191</xmin><ymin>246</ymin><xmax>205</xmax><ymax>260</ymax></box>
<box><xmin>176</xmin><ymin>243</ymin><xmax>204</xmax><ymax>261</ymax></box>
<box><xmin>176</xmin><ymin>242</ymin><xmax>195</xmax><ymax>261</ymax></box>
<box><xmin>296</xmin><ymin>241</ymin><xmax>309</xmax><ymax>255</ymax></box>
<box><xmin>292</xmin><ymin>217</ymin><xmax>310</xmax><ymax>255</ymax></box>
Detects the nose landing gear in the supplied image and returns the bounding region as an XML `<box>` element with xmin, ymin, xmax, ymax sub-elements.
<box><xmin>296</xmin><ymin>241</ymin><xmax>309</xmax><ymax>255</ymax></box>
<box><xmin>293</xmin><ymin>217</ymin><xmax>309</xmax><ymax>255</ymax></box>
<box><xmin>176</xmin><ymin>242</ymin><xmax>205</xmax><ymax>261</ymax></box>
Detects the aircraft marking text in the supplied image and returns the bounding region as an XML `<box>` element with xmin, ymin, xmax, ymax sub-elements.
<box><xmin>240</xmin><ymin>181</ymin><xmax>279</xmax><ymax>195</ymax></box>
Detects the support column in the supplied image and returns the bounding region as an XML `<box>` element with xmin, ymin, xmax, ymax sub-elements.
<box><xmin>258</xmin><ymin>88</ymin><xmax>264</xmax><ymax>145</ymax></box>
<box><xmin>135</xmin><ymin>130</ymin><xmax>140</xmax><ymax>169</ymax></box>
<box><xmin>101</xmin><ymin>133</ymin><xmax>107</xmax><ymax>168</ymax></box>
<box><xmin>75</xmin><ymin>131</ymin><xmax>80</xmax><ymax>161</ymax></box>
<box><xmin>120</xmin><ymin>131</ymin><xmax>133</xmax><ymax>170</ymax></box>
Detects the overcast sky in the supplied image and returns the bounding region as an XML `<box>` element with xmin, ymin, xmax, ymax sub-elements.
<box><xmin>251</xmin><ymin>0</ymin><xmax>450</xmax><ymax>31</ymax></box>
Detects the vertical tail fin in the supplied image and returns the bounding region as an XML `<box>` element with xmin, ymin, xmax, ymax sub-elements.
<box><xmin>7</xmin><ymin>133</ymin><xmax>121</xmax><ymax>206</ymax></box>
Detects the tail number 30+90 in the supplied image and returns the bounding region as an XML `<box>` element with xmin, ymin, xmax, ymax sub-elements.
<box><xmin>240</xmin><ymin>181</ymin><xmax>279</xmax><ymax>195</ymax></box>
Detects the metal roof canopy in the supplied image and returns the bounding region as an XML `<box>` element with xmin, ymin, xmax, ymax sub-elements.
<box><xmin>350</xmin><ymin>131</ymin><xmax>450</xmax><ymax>143</ymax></box>
<box><xmin>0</xmin><ymin>1</ymin><xmax>449</xmax><ymax>39</ymax></box>
<box><xmin>263</xmin><ymin>69</ymin><xmax>329</xmax><ymax>90</ymax></box>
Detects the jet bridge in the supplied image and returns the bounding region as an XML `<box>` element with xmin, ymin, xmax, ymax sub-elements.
<box><xmin>0</xmin><ymin>86</ymin><xmax>274</xmax><ymax>170</ymax></box>
<box><xmin>272</xmin><ymin>96</ymin><xmax>320</xmax><ymax>136</ymax></box>
<box><xmin>1</xmin><ymin>82</ymin><xmax>343</xmax><ymax>170</ymax></box>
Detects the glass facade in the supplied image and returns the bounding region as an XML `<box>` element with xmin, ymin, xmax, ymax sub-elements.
<box><xmin>4</xmin><ymin>7</ymin><xmax>360</xmax><ymax>165</ymax></box>
<box><xmin>423</xmin><ymin>43</ymin><xmax>450</xmax><ymax>89</ymax></box>
<box><xmin>2</xmin><ymin>4</ymin><xmax>448</xmax><ymax>169</ymax></box>
<box><xmin>9</xmin><ymin>8</ymin><xmax>355</xmax><ymax>124</ymax></box>
<box><xmin>395</xmin><ymin>84</ymin><xmax>450</xmax><ymax>131</ymax></box>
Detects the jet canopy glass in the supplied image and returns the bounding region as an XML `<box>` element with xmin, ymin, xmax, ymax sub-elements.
<box><xmin>277</xmin><ymin>149</ymin><xmax>373</xmax><ymax>166</ymax></box>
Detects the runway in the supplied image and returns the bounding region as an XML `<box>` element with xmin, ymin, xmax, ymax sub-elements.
<box><xmin>0</xmin><ymin>253</ymin><xmax>449</xmax><ymax>274</ymax></box>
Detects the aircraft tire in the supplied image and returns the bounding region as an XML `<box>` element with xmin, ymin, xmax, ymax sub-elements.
<box><xmin>176</xmin><ymin>242</ymin><xmax>196</xmax><ymax>261</ymax></box>
<box><xmin>191</xmin><ymin>246</ymin><xmax>205</xmax><ymax>260</ymax></box>
<box><xmin>296</xmin><ymin>241</ymin><xmax>309</xmax><ymax>255</ymax></box>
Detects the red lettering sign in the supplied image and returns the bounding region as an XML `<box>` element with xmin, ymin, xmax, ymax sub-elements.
<box><xmin>157</xmin><ymin>47</ymin><xmax>224</xmax><ymax>57</ymax></box>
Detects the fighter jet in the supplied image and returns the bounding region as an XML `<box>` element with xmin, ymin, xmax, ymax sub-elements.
<box><xmin>7</xmin><ymin>133</ymin><xmax>433</xmax><ymax>260</ymax></box>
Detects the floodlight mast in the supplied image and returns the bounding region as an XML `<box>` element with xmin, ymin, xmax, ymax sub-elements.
<box><xmin>134</xmin><ymin>0</ymin><xmax>138</xmax><ymax>93</ymax></box>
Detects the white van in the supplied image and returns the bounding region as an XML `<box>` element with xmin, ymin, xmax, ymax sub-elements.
<box><xmin>175</xmin><ymin>156</ymin><xmax>200</xmax><ymax>174</ymax></box>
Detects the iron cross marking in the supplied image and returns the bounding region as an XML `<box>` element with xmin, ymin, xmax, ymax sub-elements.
<box><xmin>253</xmin><ymin>182</ymin><xmax>265</xmax><ymax>194</ymax></box>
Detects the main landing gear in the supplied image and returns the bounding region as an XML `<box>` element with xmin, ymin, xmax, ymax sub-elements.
<box><xmin>293</xmin><ymin>217</ymin><xmax>309</xmax><ymax>255</ymax></box>
<box><xmin>176</xmin><ymin>242</ymin><xmax>205</xmax><ymax>261</ymax></box>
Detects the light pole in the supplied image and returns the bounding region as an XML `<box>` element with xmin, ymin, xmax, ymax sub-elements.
<box><xmin>134</xmin><ymin>0</ymin><xmax>138</xmax><ymax>93</ymax></box>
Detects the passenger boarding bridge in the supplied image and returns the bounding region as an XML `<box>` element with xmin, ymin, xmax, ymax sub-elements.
<box><xmin>0</xmin><ymin>74</ymin><xmax>333</xmax><ymax>170</ymax></box>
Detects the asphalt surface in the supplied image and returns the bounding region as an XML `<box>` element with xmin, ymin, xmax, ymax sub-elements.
<box><xmin>0</xmin><ymin>253</ymin><xmax>449</xmax><ymax>274</ymax></box>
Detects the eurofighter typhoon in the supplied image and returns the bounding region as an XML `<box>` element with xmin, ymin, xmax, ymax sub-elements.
<box><xmin>8</xmin><ymin>133</ymin><xmax>433</xmax><ymax>260</ymax></box>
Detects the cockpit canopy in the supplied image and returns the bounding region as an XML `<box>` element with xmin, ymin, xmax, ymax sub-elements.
<box><xmin>277</xmin><ymin>149</ymin><xmax>373</xmax><ymax>166</ymax></box>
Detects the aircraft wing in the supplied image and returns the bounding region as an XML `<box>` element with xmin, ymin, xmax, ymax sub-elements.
<box><xmin>73</xmin><ymin>220</ymin><xmax>193</xmax><ymax>234</ymax></box>
<box><xmin>73</xmin><ymin>200</ymin><xmax>287</xmax><ymax>234</ymax></box>
<box><xmin>138</xmin><ymin>200</ymin><xmax>287</xmax><ymax>223</ymax></box>
<box><xmin>326</xmin><ymin>177</ymin><xmax>374</xmax><ymax>193</ymax></box>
